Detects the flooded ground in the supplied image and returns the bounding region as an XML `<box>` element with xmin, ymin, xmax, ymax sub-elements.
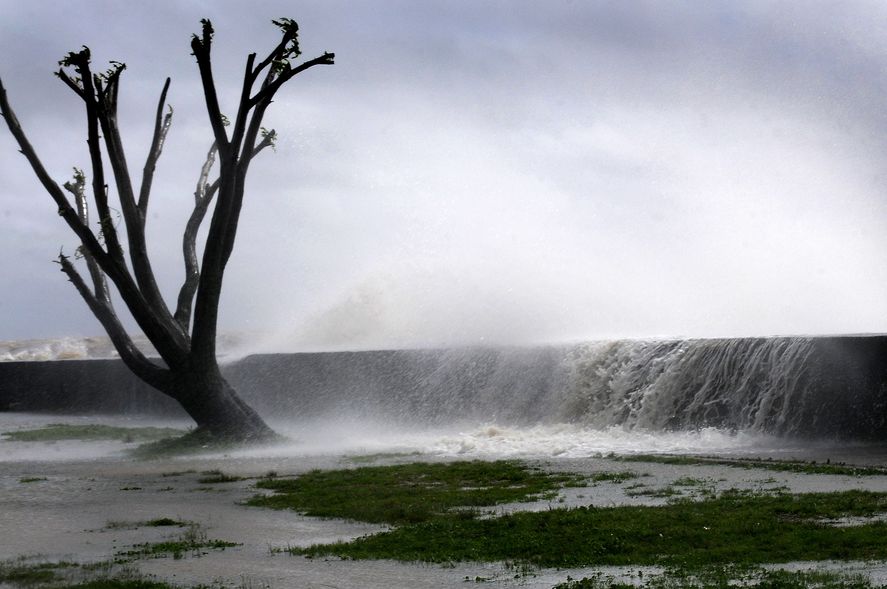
<box><xmin>4</xmin><ymin>413</ymin><xmax>887</xmax><ymax>587</ymax></box>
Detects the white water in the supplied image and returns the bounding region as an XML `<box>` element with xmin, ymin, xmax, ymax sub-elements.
<box><xmin>1</xmin><ymin>335</ymin><xmax>882</xmax><ymax>463</ymax></box>
<box><xmin>0</xmin><ymin>412</ymin><xmax>865</xmax><ymax>465</ymax></box>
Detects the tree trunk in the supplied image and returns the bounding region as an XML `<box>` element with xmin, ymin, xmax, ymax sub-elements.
<box><xmin>167</xmin><ymin>364</ymin><xmax>277</xmax><ymax>442</ymax></box>
<box><xmin>1</xmin><ymin>20</ymin><xmax>333</xmax><ymax>447</ymax></box>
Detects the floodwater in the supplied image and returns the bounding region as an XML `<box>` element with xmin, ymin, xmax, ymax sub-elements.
<box><xmin>4</xmin><ymin>412</ymin><xmax>887</xmax><ymax>588</ymax></box>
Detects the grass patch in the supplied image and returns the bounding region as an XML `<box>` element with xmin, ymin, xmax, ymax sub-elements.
<box><xmin>144</xmin><ymin>518</ymin><xmax>187</xmax><ymax>527</ymax></box>
<box><xmin>159</xmin><ymin>470</ymin><xmax>196</xmax><ymax>478</ymax></box>
<box><xmin>589</xmin><ymin>471</ymin><xmax>641</xmax><ymax>484</ymax></box>
<box><xmin>128</xmin><ymin>430</ymin><xmax>244</xmax><ymax>459</ymax></box>
<box><xmin>2</xmin><ymin>424</ymin><xmax>183</xmax><ymax>443</ymax></box>
<box><xmin>67</xmin><ymin>580</ymin><xmax>192</xmax><ymax>589</ymax></box>
<box><xmin>0</xmin><ymin>558</ymin><xmax>215</xmax><ymax>588</ymax></box>
<box><xmin>197</xmin><ymin>470</ymin><xmax>243</xmax><ymax>484</ymax></box>
<box><xmin>117</xmin><ymin>524</ymin><xmax>238</xmax><ymax>560</ymax></box>
<box><xmin>248</xmin><ymin>460</ymin><xmax>583</xmax><ymax>525</ymax></box>
<box><xmin>105</xmin><ymin>518</ymin><xmax>190</xmax><ymax>531</ymax></box>
<box><xmin>0</xmin><ymin>560</ymin><xmax>61</xmax><ymax>585</ymax></box>
<box><xmin>120</xmin><ymin>538</ymin><xmax>239</xmax><ymax>560</ymax></box>
<box><xmin>554</xmin><ymin>565</ymin><xmax>878</xmax><ymax>589</ymax></box>
<box><xmin>343</xmin><ymin>451</ymin><xmax>423</xmax><ymax>464</ymax></box>
<box><xmin>292</xmin><ymin>488</ymin><xmax>887</xmax><ymax>568</ymax></box>
<box><xmin>615</xmin><ymin>454</ymin><xmax>887</xmax><ymax>476</ymax></box>
<box><xmin>19</xmin><ymin>476</ymin><xmax>47</xmax><ymax>483</ymax></box>
<box><xmin>624</xmin><ymin>485</ymin><xmax>684</xmax><ymax>499</ymax></box>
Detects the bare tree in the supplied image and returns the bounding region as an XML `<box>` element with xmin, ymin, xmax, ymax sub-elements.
<box><xmin>0</xmin><ymin>18</ymin><xmax>334</xmax><ymax>441</ymax></box>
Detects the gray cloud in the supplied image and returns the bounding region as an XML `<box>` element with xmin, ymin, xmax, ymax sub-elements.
<box><xmin>2</xmin><ymin>1</ymin><xmax>887</xmax><ymax>348</ymax></box>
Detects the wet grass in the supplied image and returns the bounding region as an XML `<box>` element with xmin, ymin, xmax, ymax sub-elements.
<box><xmin>589</xmin><ymin>471</ymin><xmax>642</xmax><ymax>484</ymax></box>
<box><xmin>116</xmin><ymin>524</ymin><xmax>239</xmax><ymax>560</ymax></box>
<box><xmin>624</xmin><ymin>484</ymin><xmax>685</xmax><ymax>499</ymax></box>
<box><xmin>0</xmin><ymin>552</ymin><xmax>237</xmax><ymax>588</ymax></box>
<box><xmin>343</xmin><ymin>451</ymin><xmax>423</xmax><ymax>464</ymax></box>
<box><xmin>127</xmin><ymin>429</ymin><xmax>267</xmax><ymax>459</ymax></box>
<box><xmin>197</xmin><ymin>470</ymin><xmax>243</xmax><ymax>484</ymax></box>
<box><xmin>67</xmin><ymin>580</ymin><xmax>194</xmax><ymax>589</ymax></box>
<box><xmin>159</xmin><ymin>470</ymin><xmax>196</xmax><ymax>478</ymax></box>
<box><xmin>554</xmin><ymin>565</ymin><xmax>879</xmax><ymax>589</ymax></box>
<box><xmin>127</xmin><ymin>430</ymin><xmax>223</xmax><ymax>459</ymax></box>
<box><xmin>2</xmin><ymin>424</ymin><xmax>184</xmax><ymax>443</ymax></box>
<box><xmin>249</xmin><ymin>460</ymin><xmax>584</xmax><ymax>525</ymax></box>
<box><xmin>145</xmin><ymin>518</ymin><xmax>186</xmax><ymax>527</ymax></box>
<box><xmin>106</xmin><ymin>518</ymin><xmax>191</xmax><ymax>530</ymax></box>
<box><xmin>271</xmin><ymin>459</ymin><xmax>887</xmax><ymax>569</ymax></box>
<box><xmin>0</xmin><ymin>560</ymin><xmax>61</xmax><ymax>585</ymax></box>
<box><xmin>615</xmin><ymin>454</ymin><xmax>887</xmax><ymax>476</ymax></box>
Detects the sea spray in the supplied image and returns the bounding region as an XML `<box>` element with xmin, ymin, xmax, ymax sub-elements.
<box><xmin>560</xmin><ymin>338</ymin><xmax>818</xmax><ymax>434</ymax></box>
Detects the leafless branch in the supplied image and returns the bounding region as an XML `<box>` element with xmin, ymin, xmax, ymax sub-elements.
<box><xmin>3</xmin><ymin>72</ymin><xmax>188</xmax><ymax>368</ymax></box>
<box><xmin>249</xmin><ymin>51</ymin><xmax>334</xmax><ymax>108</ymax></box>
<box><xmin>0</xmin><ymin>77</ymin><xmax>108</xmax><ymax>263</ymax></box>
<box><xmin>63</xmin><ymin>168</ymin><xmax>109</xmax><ymax>302</ymax></box>
<box><xmin>175</xmin><ymin>142</ymin><xmax>218</xmax><ymax>329</ymax></box>
<box><xmin>57</xmin><ymin>252</ymin><xmax>170</xmax><ymax>388</ymax></box>
<box><xmin>139</xmin><ymin>77</ymin><xmax>172</xmax><ymax>216</ymax></box>
<box><xmin>91</xmin><ymin>59</ymin><xmax>186</xmax><ymax>346</ymax></box>
<box><xmin>191</xmin><ymin>19</ymin><xmax>230</xmax><ymax>158</ymax></box>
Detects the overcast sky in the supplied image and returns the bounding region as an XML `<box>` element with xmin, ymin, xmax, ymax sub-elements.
<box><xmin>2</xmin><ymin>1</ymin><xmax>887</xmax><ymax>351</ymax></box>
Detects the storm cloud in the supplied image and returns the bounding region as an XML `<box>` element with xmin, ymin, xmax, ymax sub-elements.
<box><xmin>2</xmin><ymin>1</ymin><xmax>887</xmax><ymax>350</ymax></box>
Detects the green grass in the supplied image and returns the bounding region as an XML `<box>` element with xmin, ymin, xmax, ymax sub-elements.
<box><xmin>144</xmin><ymin>518</ymin><xmax>186</xmax><ymax>527</ymax></box>
<box><xmin>66</xmin><ymin>580</ymin><xmax>191</xmax><ymax>589</ymax></box>
<box><xmin>197</xmin><ymin>470</ymin><xmax>243</xmax><ymax>484</ymax></box>
<box><xmin>589</xmin><ymin>471</ymin><xmax>641</xmax><ymax>484</ymax></box>
<box><xmin>119</xmin><ymin>538</ymin><xmax>239</xmax><ymax>560</ymax></box>
<box><xmin>117</xmin><ymin>524</ymin><xmax>239</xmax><ymax>560</ymax></box>
<box><xmin>554</xmin><ymin>566</ymin><xmax>879</xmax><ymax>589</ymax></box>
<box><xmin>291</xmin><ymin>487</ymin><xmax>887</xmax><ymax>568</ymax></box>
<box><xmin>615</xmin><ymin>454</ymin><xmax>887</xmax><ymax>476</ymax></box>
<box><xmin>0</xmin><ymin>554</ymin><xmax>227</xmax><ymax>588</ymax></box>
<box><xmin>19</xmin><ymin>476</ymin><xmax>47</xmax><ymax>483</ymax></box>
<box><xmin>248</xmin><ymin>460</ymin><xmax>584</xmax><ymax>525</ymax></box>
<box><xmin>343</xmin><ymin>451</ymin><xmax>423</xmax><ymax>464</ymax></box>
<box><xmin>127</xmin><ymin>430</ymin><xmax>242</xmax><ymax>459</ymax></box>
<box><xmin>2</xmin><ymin>424</ymin><xmax>184</xmax><ymax>443</ymax></box>
<box><xmin>0</xmin><ymin>560</ymin><xmax>61</xmax><ymax>585</ymax></box>
<box><xmin>624</xmin><ymin>485</ymin><xmax>684</xmax><ymax>498</ymax></box>
<box><xmin>105</xmin><ymin>518</ymin><xmax>189</xmax><ymax>530</ymax></box>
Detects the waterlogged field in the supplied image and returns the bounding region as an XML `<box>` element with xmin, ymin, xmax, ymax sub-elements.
<box><xmin>3</xmin><ymin>414</ymin><xmax>887</xmax><ymax>588</ymax></box>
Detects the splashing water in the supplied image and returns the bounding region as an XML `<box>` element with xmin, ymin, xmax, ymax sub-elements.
<box><xmin>1</xmin><ymin>335</ymin><xmax>885</xmax><ymax>462</ymax></box>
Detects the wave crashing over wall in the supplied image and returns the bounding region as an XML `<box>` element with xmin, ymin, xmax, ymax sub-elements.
<box><xmin>1</xmin><ymin>336</ymin><xmax>885</xmax><ymax>440</ymax></box>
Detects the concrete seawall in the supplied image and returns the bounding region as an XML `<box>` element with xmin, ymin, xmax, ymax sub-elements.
<box><xmin>1</xmin><ymin>336</ymin><xmax>885</xmax><ymax>439</ymax></box>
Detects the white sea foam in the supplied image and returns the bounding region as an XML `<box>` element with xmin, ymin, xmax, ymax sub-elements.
<box><xmin>421</xmin><ymin>424</ymin><xmax>777</xmax><ymax>458</ymax></box>
<box><xmin>0</xmin><ymin>334</ymin><xmax>253</xmax><ymax>362</ymax></box>
<box><xmin>0</xmin><ymin>337</ymin><xmax>110</xmax><ymax>362</ymax></box>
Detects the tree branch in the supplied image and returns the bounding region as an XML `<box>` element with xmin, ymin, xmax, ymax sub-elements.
<box><xmin>93</xmin><ymin>60</ymin><xmax>189</xmax><ymax>349</ymax></box>
<box><xmin>248</xmin><ymin>51</ymin><xmax>334</xmax><ymax>108</ymax></box>
<box><xmin>175</xmin><ymin>142</ymin><xmax>218</xmax><ymax>330</ymax></box>
<box><xmin>191</xmin><ymin>19</ymin><xmax>230</xmax><ymax>159</ymax></box>
<box><xmin>2</xmin><ymin>74</ymin><xmax>188</xmax><ymax>369</ymax></box>
<box><xmin>63</xmin><ymin>168</ymin><xmax>109</xmax><ymax>302</ymax></box>
<box><xmin>57</xmin><ymin>252</ymin><xmax>171</xmax><ymax>389</ymax></box>
<box><xmin>251</xmin><ymin>20</ymin><xmax>300</xmax><ymax>84</ymax></box>
<box><xmin>139</xmin><ymin>77</ymin><xmax>172</xmax><ymax>217</ymax></box>
<box><xmin>229</xmin><ymin>53</ymin><xmax>256</xmax><ymax>156</ymax></box>
<box><xmin>61</xmin><ymin>50</ymin><xmax>129</xmax><ymax>271</ymax></box>
<box><xmin>0</xmin><ymin>77</ymin><xmax>107</xmax><ymax>263</ymax></box>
